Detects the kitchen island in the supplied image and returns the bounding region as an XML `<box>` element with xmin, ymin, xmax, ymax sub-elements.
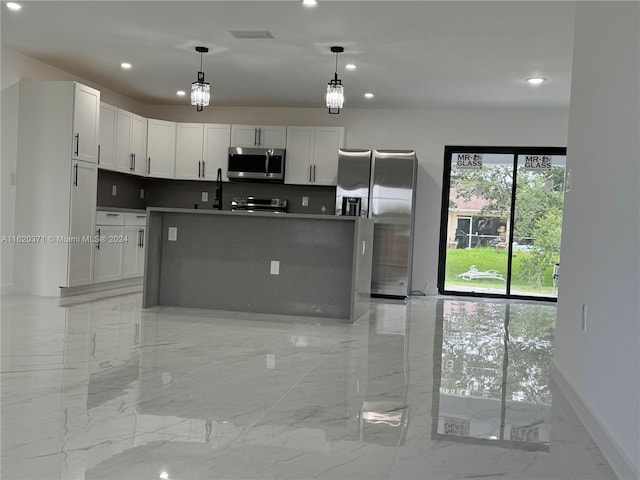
<box><xmin>143</xmin><ymin>208</ymin><xmax>373</xmax><ymax>321</ymax></box>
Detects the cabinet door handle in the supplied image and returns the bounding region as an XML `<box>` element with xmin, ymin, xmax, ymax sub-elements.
<box><xmin>258</xmin><ymin>128</ymin><xmax>262</xmax><ymax>146</ymax></box>
<box><xmin>147</xmin><ymin>157</ymin><xmax>151</xmax><ymax>175</ymax></box>
<box><xmin>98</xmin><ymin>144</ymin><xmax>101</xmax><ymax>165</ymax></box>
<box><xmin>133</xmin><ymin>153</ymin><xmax>136</xmax><ymax>170</ymax></box>
<box><xmin>106</xmin><ymin>213</ymin><xmax>120</xmax><ymax>217</ymax></box>
<box><xmin>308</xmin><ymin>165</ymin><xmax>312</xmax><ymax>183</ymax></box>
<box><xmin>139</xmin><ymin>228</ymin><xmax>144</xmax><ymax>247</ymax></box>
<box><xmin>73</xmin><ymin>163</ymin><xmax>78</xmax><ymax>186</ymax></box>
<box><xmin>202</xmin><ymin>161</ymin><xmax>205</xmax><ymax>178</ymax></box>
<box><xmin>130</xmin><ymin>153</ymin><xmax>135</xmax><ymax>170</ymax></box>
<box><xmin>96</xmin><ymin>228</ymin><xmax>101</xmax><ymax>250</ymax></box>
<box><xmin>254</xmin><ymin>128</ymin><xmax>258</xmax><ymax>146</ymax></box>
<box><xmin>136</xmin><ymin>215</ymin><xmax>146</xmax><ymax>219</ymax></box>
<box><xmin>198</xmin><ymin>161</ymin><xmax>202</xmax><ymax>178</ymax></box>
<box><xmin>74</xmin><ymin>133</ymin><xmax>80</xmax><ymax>156</ymax></box>
<box><xmin>313</xmin><ymin>164</ymin><xmax>316</xmax><ymax>183</ymax></box>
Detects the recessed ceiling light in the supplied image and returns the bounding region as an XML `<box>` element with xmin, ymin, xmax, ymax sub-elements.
<box><xmin>6</xmin><ymin>2</ymin><xmax>22</xmax><ymax>11</ymax></box>
<box><xmin>302</xmin><ymin>0</ymin><xmax>317</xmax><ymax>6</ymax></box>
<box><xmin>526</xmin><ymin>76</ymin><xmax>546</xmax><ymax>85</ymax></box>
<box><xmin>120</xmin><ymin>62</ymin><xmax>132</xmax><ymax>70</ymax></box>
<box><xmin>345</xmin><ymin>64</ymin><xmax>356</xmax><ymax>71</ymax></box>
<box><xmin>364</xmin><ymin>93</ymin><xmax>374</xmax><ymax>99</ymax></box>
<box><xmin>176</xmin><ymin>90</ymin><xmax>186</xmax><ymax>96</ymax></box>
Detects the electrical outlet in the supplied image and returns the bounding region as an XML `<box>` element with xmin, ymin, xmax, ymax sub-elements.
<box><xmin>140</xmin><ymin>188</ymin><xmax>145</xmax><ymax>199</ymax></box>
<box><xmin>202</xmin><ymin>192</ymin><xmax>208</xmax><ymax>202</ymax></box>
<box><xmin>168</xmin><ymin>227</ymin><xmax>177</xmax><ymax>241</ymax></box>
<box><xmin>111</xmin><ymin>185</ymin><xmax>117</xmax><ymax>196</ymax></box>
<box><xmin>266</xmin><ymin>354</ymin><xmax>276</xmax><ymax>369</ymax></box>
<box><xmin>302</xmin><ymin>196</ymin><xmax>309</xmax><ymax>207</ymax></box>
<box><xmin>270</xmin><ymin>260</ymin><xmax>279</xmax><ymax>275</ymax></box>
<box><xmin>581</xmin><ymin>304</ymin><xmax>588</xmax><ymax>331</ymax></box>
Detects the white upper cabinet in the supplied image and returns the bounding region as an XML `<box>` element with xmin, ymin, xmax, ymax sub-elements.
<box><xmin>231</xmin><ymin>125</ymin><xmax>286</xmax><ymax>148</ymax></box>
<box><xmin>146</xmin><ymin>118</ymin><xmax>176</xmax><ymax>178</ymax></box>
<box><xmin>312</xmin><ymin>127</ymin><xmax>345</xmax><ymax>185</ymax></box>
<box><xmin>285</xmin><ymin>126</ymin><xmax>345</xmax><ymax>185</ymax></box>
<box><xmin>131</xmin><ymin>113</ymin><xmax>147</xmax><ymax>176</ymax></box>
<box><xmin>175</xmin><ymin>123</ymin><xmax>205</xmax><ymax>180</ymax></box>
<box><xmin>72</xmin><ymin>83</ymin><xmax>100</xmax><ymax>163</ymax></box>
<box><xmin>203</xmin><ymin>124</ymin><xmax>231</xmax><ymax>181</ymax></box>
<box><xmin>98</xmin><ymin>102</ymin><xmax>117</xmax><ymax>170</ymax></box>
<box><xmin>175</xmin><ymin>123</ymin><xmax>230</xmax><ymax>180</ymax></box>
<box><xmin>115</xmin><ymin>109</ymin><xmax>147</xmax><ymax>175</ymax></box>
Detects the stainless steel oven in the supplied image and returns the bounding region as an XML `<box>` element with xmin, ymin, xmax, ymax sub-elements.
<box><xmin>231</xmin><ymin>196</ymin><xmax>288</xmax><ymax>214</ymax></box>
<box><xmin>227</xmin><ymin>147</ymin><xmax>285</xmax><ymax>183</ymax></box>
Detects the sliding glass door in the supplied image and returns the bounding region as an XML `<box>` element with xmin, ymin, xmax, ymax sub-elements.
<box><xmin>438</xmin><ymin>146</ymin><xmax>566</xmax><ymax>300</ymax></box>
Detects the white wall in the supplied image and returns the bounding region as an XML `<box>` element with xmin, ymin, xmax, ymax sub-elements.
<box><xmin>554</xmin><ymin>3</ymin><xmax>640</xmax><ymax>479</ymax></box>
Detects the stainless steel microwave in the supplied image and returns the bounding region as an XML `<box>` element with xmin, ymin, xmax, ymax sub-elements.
<box><xmin>227</xmin><ymin>147</ymin><xmax>286</xmax><ymax>183</ymax></box>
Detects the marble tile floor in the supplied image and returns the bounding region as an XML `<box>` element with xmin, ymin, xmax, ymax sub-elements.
<box><xmin>1</xmin><ymin>293</ymin><xmax>617</xmax><ymax>480</ymax></box>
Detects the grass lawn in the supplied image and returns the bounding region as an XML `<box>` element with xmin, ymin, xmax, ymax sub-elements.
<box><xmin>445</xmin><ymin>247</ymin><xmax>556</xmax><ymax>294</ymax></box>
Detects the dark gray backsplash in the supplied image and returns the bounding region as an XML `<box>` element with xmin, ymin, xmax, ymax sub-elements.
<box><xmin>97</xmin><ymin>170</ymin><xmax>146</xmax><ymax>209</ymax></box>
<box><xmin>98</xmin><ymin>171</ymin><xmax>336</xmax><ymax>215</ymax></box>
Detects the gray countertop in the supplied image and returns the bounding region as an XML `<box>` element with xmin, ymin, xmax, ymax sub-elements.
<box><xmin>96</xmin><ymin>206</ymin><xmax>147</xmax><ymax>214</ymax></box>
<box><xmin>147</xmin><ymin>207</ymin><xmax>364</xmax><ymax>222</ymax></box>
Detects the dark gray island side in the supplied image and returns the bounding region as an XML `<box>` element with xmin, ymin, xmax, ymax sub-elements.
<box><xmin>143</xmin><ymin>208</ymin><xmax>373</xmax><ymax>321</ymax></box>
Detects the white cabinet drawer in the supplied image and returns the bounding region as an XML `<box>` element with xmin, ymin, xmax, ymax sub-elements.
<box><xmin>125</xmin><ymin>212</ymin><xmax>147</xmax><ymax>226</ymax></box>
<box><xmin>96</xmin><ymin>211</ymin><xmax>125</xmax><ymax>226</ymax></box>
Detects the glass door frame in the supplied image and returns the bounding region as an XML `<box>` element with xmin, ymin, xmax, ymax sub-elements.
<box><xmin>437</xmin><ymin>145</ymin><xmax>567</xmax><ymax>301</ymax></box>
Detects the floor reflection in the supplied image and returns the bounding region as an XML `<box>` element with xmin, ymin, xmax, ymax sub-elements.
<box><xmin>0</xmin><ymin>294</ymin><xmax>616</xmax><ymax>480</ymax></box>
<box><xmin>432</xmin><ymin>299</ymin><xmax>555</xmax><ymax>451</ymax></box>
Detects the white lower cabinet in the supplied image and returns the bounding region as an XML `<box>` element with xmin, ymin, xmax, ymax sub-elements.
<box><xmin>94</xmin><ymin>211</ymin><xmax>146</xmax><ymax>283</ymax></box>
<box><xmin>122</xmin><ymin>214</ymin><xmax>146</xmax><ymax>279</ymax></box>
<box><xmin>68</xmin><ymin>161</ymin><xmax>99</xmax><ymax>287</ymax></box>
<box><xmin>94</xmin><ymin>212</ymin><xmax>125</xmax><ymax>283</ymax></box>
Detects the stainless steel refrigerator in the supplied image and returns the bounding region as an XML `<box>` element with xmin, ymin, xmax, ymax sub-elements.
<box><xmin>336</xmin><ymin>149</ymin><xmax>418</xmax><ymax>297</ymax></box>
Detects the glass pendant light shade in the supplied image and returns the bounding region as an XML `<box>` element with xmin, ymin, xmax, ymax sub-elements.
<box><xmin>326</xmin><ymin>46</ymin><xmax>344</xmax><ymax>114</ymax></box>
<box><xmin>191</xmin><ymin>47</ymin><xmax>210</xmax><ymax>112</ymax></box>
<box><xmin>191</xmin><ymin>72</ymin><xmax>210</xmax><ymax>112</ymax></box>
<box><xmin>326</xmin><ymin>76</ymin><xmax>344</xmax><ymax>114</ymax></box>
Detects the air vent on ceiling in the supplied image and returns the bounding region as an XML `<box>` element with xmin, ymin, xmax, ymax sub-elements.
<box><xmin>229</xmin><ymin>30</ymin><xmax>274</xmax><ymax>40</ymax></box>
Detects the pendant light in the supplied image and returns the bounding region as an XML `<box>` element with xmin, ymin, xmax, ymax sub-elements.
<box><xmin>191</xmin><ymin>46</ymin><xmax>210</xmax><ymax>111</ymax></box>
<box><xmin>326</xmin><ymin>46</ymin><xmax>344</xmax><ymax>114</ymax></box>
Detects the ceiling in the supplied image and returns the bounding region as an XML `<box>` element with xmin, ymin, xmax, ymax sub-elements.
<box><xmin>1</xmin><ymin>1</ymin><xmax>576</xmax><ymax>109</ymax></box>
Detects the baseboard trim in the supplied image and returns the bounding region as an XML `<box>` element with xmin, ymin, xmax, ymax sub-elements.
<box><xmin>550</xmin><ymin>360</ymin><xmax>639</xmax><ymax>480</ymax></box>
<box><xmin>59</xmin><ymin>278</ymin><xmax>143</xmax><ymax>305</ymax></box>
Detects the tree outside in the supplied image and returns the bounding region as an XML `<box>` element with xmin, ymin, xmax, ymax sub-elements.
<box><xmin>447</xmin><ymin>157</ymin><xmax>565</xmax><ymax>295</ymax></box>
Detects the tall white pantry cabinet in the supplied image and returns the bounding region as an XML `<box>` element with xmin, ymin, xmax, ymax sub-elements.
<box><xmin>14</xmin><ymin>81</ymin><xmax>100</xmax><ymax>296</ymax></box>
